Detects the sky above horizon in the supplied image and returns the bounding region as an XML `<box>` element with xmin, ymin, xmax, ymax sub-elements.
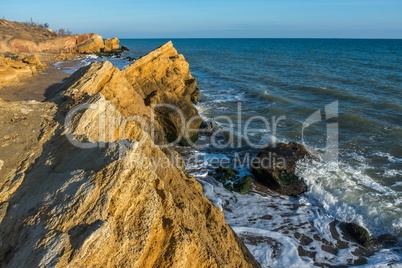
<box><xmin>1</xmin><ymin>0</ymin><xmax>401</xmax><ymax>38</ymax></box>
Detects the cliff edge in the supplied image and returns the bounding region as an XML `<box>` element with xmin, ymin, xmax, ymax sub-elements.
<box><xmin>0</xmin><ymin>19</ymin><xmax>123</xmax><ymax>88</ymax></box>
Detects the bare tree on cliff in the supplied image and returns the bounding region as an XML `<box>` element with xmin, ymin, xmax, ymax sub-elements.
<box><xmin>57</xmin><ymin>28</ymin><xmax>72</xmax><ymax>36</ymax></box>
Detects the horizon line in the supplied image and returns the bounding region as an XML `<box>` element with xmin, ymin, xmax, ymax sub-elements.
<box><xmin>113</xmin><ymin>37</ymin><xmax>402</xmax><ymax>40</ymax></box>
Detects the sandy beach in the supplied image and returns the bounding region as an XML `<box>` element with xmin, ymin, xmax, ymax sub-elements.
<box><xmin>0</xmin><ymin>58</ymin><xmax>82</xmax><ymax>101</ymax></box>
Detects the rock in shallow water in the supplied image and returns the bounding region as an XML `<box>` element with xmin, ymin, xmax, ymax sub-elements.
<box><xmin>339</xmin><ymin>222</ymin><xmax>374</xmax><ymax>249</ymax></box>
<box><xmin>209</xmin><ymin>166</ymin><xmax>253</xmax><ymax>194</ymax></box>
<box><xmin>251</xmin><ymin>142</ymin><xmax>312</xmax><ymax>196</ymax></box>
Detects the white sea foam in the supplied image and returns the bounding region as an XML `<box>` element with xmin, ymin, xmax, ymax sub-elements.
<box><xmin>386</xmin><ymin>169</ymin><xmax>402</xmax><ymax>178</ymax></box>
<box><xmin>298</xmin><ymin>159</ymin><xmax>402</xmax><ymax>237</ymax></box>
<box><xmin>181</xmin><ymin>142</ymin><xmax>402</xmax><ymax>267</ymax></box>
<box><xmin>84</xmin><ymin>54</ymin><xmax>99</xmax><ymax>59</ymax></box>
<box><xmin>197</xmin><ymin>180</ymin><xmax>223</xmax><ymax>210</ymax></box>
<box><xmin>373</xmin><ymin>151</ymin><xmax>402</xmax><ymax>163</ymax></box>
<box><xmin>232</xmin><ymin>226</ymin><xmax>314</xmax><ymax>268</ymax></box>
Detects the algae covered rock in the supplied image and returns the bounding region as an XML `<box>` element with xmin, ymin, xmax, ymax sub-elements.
<box><xmin>235</xmin><ymin>175</ymin><xmax>253</xmax><ymax>194</ymax></box>
<box><xmin>209</xmin><ymin>166</ymin><xmax>238</xmax><ymax>183</ymax></box>
<box><xmin>339</xmin><ymin>222</ymin><xmax>374</xmax><ymax>249</ymax></box>
<box><xmin>251</xmin><ymin>142</ymin><xmax>312</xmax><ymax>196</ymax></box>
<box><xmin>209</xmin><ymin>166</ymin><xmax>253</xmax><ymax>194</ymax></box>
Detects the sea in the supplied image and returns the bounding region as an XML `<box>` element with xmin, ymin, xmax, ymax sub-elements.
<box><xmin>71</xmin><ymin>38</ymin><xmax>402</xmax><ymax>267</ymax></box>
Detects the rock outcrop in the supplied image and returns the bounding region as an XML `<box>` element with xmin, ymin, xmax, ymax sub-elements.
<box><xmin>0</xmin><ymin>19</ymin><xmax>117</xmax><ymax>54</ymax></box>
<box><xmin>0</xmin><ymin>42</ymin><xmax>260</xmax><ymax>267</ymax></box>
<box><xmin>103</xmin><ymin>37</ymin><xmax>120</xmax><ymax>52</ymax></box>
<box><xmin>123</xmin><ymin>41</ymin><xmax>201</xmax><ymax>146</ymax></box>
<box><xmin>0</xmin><ymin>54</ymin><xmax>44</xmax><ymax>88</ymax></box>
<box><xmin>251</xmin><ymin>142</ymin><xmax>312</xmax><ymax>196</ymax></box>
<box><xmin>1</xmin><ymin>33</ymin><xmax>105</xmax><ymax>54</ymax></box>
<box><xmin>339</xmin><ymin>222</ymin><xmax>374</xmax><ymax>249</ymax></box>
<box><xmin>0</xmin><ymin>19</ymin><xmax>124</xmax><ymax>89</ymax></box>
<box><xmin>209</xmin><ymin>166</ymin><xmax>253</xmax><ymax>194</ymax></box>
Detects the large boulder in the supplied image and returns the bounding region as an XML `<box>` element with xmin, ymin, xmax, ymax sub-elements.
<box><xmin>0</xmin><ymin>55</ymin><xmax>37</xmax><ymax>87</ymax></box>
<box><xmin>339</xmin><ymin>222</ymin><xmax>374</xmax><ymax>249</ymax></box>
<box><xmin>251</xmin><ymin>142</ymin><xmax>312</xmax><ymax>196</ymax></box>
<box><xmin>75</xmin><ymin>34</ymin><xmax>104</xmax><ymax>54</ymax></box>
<box><xmin>103</xmin><ymin>37</ymin><xmax>120</xmax><ymax>52</ymax></box>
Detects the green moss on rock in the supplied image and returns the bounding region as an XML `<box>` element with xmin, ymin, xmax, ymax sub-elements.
<box><xmin>234</xmin><ymin>175</ymin><xmax>252</xmax><ymax>194</ymax></box>
<box><xmin>209</xmin><ymin>166</ymin><xmax>238</xmax><ymax>183</ymax></box>
<box><xmin>275</xmin><ymin>172</ymin><xmax>300</xmax><ymax>186</ymax></box>
<box><xmin>339</xmin><ymin>222</ymin><xmax>373</xmax><ymax>248</ymax></box>
<box><xmin>224</xmin><ymin>182</ymin><xmax>234</xmax><ymax>191</ymax></box>
<box><xmin>178</xmin><ymin>133</ymin><xmax>199</xmax><ymax>146</ymax></box>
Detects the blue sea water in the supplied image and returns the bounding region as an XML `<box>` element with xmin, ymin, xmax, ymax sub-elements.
<box><xmin>84</xmin><ymin>39</ymin><xmax>402</xmax><ymax>267</ymax></box>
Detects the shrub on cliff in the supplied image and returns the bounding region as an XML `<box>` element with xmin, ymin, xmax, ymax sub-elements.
<box><xmin>56</xmin><ymin>28</ymin><xmax>73</xmax><ymax>36</ymax></box>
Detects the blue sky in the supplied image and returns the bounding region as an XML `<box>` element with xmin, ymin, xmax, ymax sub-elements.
<box><xmin>1</xmin><ymin>0</ymin><xmax>401</xmax><ymax>38</ymax></box>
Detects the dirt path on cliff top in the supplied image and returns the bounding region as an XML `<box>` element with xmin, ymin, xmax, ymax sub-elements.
<box><xmin>0</xmin><ymin>59</ymin><xmax>81</xmax><ymax>101</ymax></box>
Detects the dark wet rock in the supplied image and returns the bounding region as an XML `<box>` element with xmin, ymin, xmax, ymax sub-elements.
<box><xmin>294</xmin><ymin>232</ymin><xmax>313</xmax><ymax>246</ymax></box>
<box><xmin>235</xmin><ymin>175</ymin><xmax>253</xmax><ymax>194</ymax></box>
<box><xmin>251</xmin><ymin>142</ymin><xmax>312</xmax><ymax>196</ymax></box>
<box><xmin>259</xmin><ymin>215</ymin><xmax>272</xmax><ymax>220</ymax></box>
<box><xmin>376</xmin><ymin>234</ymin><xmax>399</xmax><ymax>248</ymax></box>
<box><xmin>209</xmin><ymin>166</ymin><xmax>253</xmax><ymax>194</ymax></box>
<box><xmin>297</xmin><ymin>246</ymin><xmax>317</xmax><ymax>259</ymax></box>
<box><xmin>199</xmin><ymin>120</ymin><xmax>220</xmax><ymax>136</ymax></box>
<box><xmin>125</xmin><ymin>56</ymin><xmax>136</xmax><ymax>61</ymax></box>
<box><xmin>321</xmin><ymin>245</ymin><xmax>339</xmax><ymax>255</ymax></box>
<box><xmin>339</xmin><ymin>222</ymin><xmax>374</xmax><ymax>249</ymax></box>
<box><xmin>224</xmin><ymin>181</ymin><xmax>234</xmax><ymax>191</ymax></box>
<box><xmin>209</xmin><ymin>166</ymin><xmax>238</xmax><ymax>183</ymax></box>
<box><xmin>96</xmin><ymin>50</ymin><xmax>123</xmax><ymax>56</ymax></box>
<box><xmin>121</xmin><ymin>45</ymin><xmax>130</xmax><ymax>51</ymax></box>
<box><xmin>329</xmin><ymin>220</ymin><xmax>349</xmax><ymax>249</ymax></box>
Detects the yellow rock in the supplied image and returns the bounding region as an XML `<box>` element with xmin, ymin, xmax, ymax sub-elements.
<box><xmin>21</xmin><ymin>54</ymin><xmax>41</xmax><ymax>65</ymax></box>
<box><xmin>0</xmin><ymin>56</ymin><xmax>34</xmax><ymax>87</ymax></box>
<box><xmin>76</xmin><ymin>34</ymin><xmax>105</xmax><ymax>54</ymax></box>
<box><xmin>0</xmin><ymin>43</ymin><xmax>261</xmax><ymax>267</ymax></box>
<box><xmin>104</xmin><ymin>37</ymin><xmax>120</xmax><ymax>52</ymax></box>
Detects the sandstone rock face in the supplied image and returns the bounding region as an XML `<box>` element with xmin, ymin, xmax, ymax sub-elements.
<box><xmin>0</xmin><ymin>55</ymin><xmax>42</xmax><ymax>88</ymax></box>
<box><xmin>5</xmin><ymin>33</ymin><xmax>105</xmax><ymax>54</ymax></box>
<box><xmin>0</xmin><ymin>19</ymin><xmax>116</xmax><ymax>88</ymax></box>
<box><xmin>124</xmin><ymin>41</ymin><xmax>201</xmax><ymax>145</ymax></box>
<box><xmin>251</xmin><ymin>142</ymin><xmax>312</xmax><ymax>196</ymax></box>
<box><xmin>104</xmin><ymin>37</ymin><xmax>120</xmax><ymax>52</ymax></box>
<box><xmin>75</xmin><ymin>34</ymin><xmax>105</xmax><ymax>54</ymax></box>
<box><xmin>0</xmin><ymin>18</ymin><xmax>105</xmax><ymax>54</ymax></box>
<box><xmin>0</xmin><ymin>43</ymin><xmax>260</xmax><ymax>267</ymax></box>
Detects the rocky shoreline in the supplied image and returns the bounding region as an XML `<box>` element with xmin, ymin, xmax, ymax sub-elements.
<box><xmin>0</xmin><ymin>19</ymin><xmax>124</xmax><ymax>89</ymax></box>
<box><xmin>0</xmin><ymin>19</ymin><xmax>391</xmax><ymax>267</ymax></box>
<box><xmin>0</xmin><ymin>21</ymin><xmax>261</xmax><ymax>266</ymax></box>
